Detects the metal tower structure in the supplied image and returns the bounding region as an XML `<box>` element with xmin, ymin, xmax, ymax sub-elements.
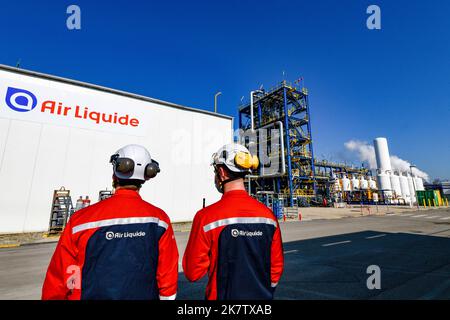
<box><xmin>238</xmin><ymin>80</ymin><xmax>316</xmax><ymax>206</ymax></box>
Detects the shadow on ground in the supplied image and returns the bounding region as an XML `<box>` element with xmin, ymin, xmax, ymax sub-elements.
<box><xmin>177</xmin><ymin>230</ymin><xmax>450</xmax><ymax>300</ymax></box>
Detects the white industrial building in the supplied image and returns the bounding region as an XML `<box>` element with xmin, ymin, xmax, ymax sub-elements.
<box><xmin>0</xmin><ymin>65</ymin><xmax>233</xmax><ymax>234</ymax></box>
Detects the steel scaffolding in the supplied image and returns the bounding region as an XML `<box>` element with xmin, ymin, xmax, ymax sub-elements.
<box><xmin>238</xmin><ymin>80</ymin><xmax>316</xmax><ymax>206</ymax></box>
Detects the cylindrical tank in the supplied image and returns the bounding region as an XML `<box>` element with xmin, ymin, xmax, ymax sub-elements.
<box><xmin>342</xmin><ymin>175</ymin><xmax>351</xmax><ymax>192</ymax></box>
<box><xmin>390</xmin><ymin>172</ymin><xmax>402</xmax><ymax>198</ymax></box>
<box><xmin>360</xmin><ymin>176</ymin><xmax>369</xmax><ymax>190</ymax></box>
<box><xmin>399</xmin><ymin>173</ymin><xmax>411</xmax><ymax>203</ymax></box>
<box><xmin>374</xmin><ymin>137</ymin><xmax>392</xmax><ymax>171</ymax></box>
<box><xmin>415</xmin><ymin>177</ymin><xmax>425</xmax><ymax>191</ymax></box>
<box><xmin>377</xmin><ymin>171</ymin><xmax>392</xmax><ymax>193</ymax></box>
<box><xmin>399</xmin><ymin>174</ymin><xmax>410</xmax><ymax>196</ymax></box>
<box><xmin>407</xmin><ymin>174</ymin><xmax>417</xmax><ymax>203</ymax></box>
<box><xmin>368</xmin><ymin>177</ymin><xmax>377</xmax><ymax>190</ymax></box>
<box><xmin>351</xmin><ymin>176</ymin><xmax>360</xmax><ymax>191</ymax></box>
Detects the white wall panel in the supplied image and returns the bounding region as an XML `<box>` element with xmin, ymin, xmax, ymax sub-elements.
<box><xmin>22</xmin><ymin>124</ymin><xmax>70</xmax><ymax>232</ymax></box>
<box><xmin>0</xmin><ymin>120</ymin><xmax>42</xmax><ymax>233</ymax></box>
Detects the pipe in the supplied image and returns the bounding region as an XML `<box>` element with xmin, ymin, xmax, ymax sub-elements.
<box><xmin>250</xmin><ymin>90</ymin><xmax>263</xmax><ymax>131</ymax></box>
<box><xmin>257</xmin><ymin>121</ymin><xmax>286</xmax><ymax>177</ymax></box>
<box><xmin>214</xmin><ymin>92</ymin><xmax>222</xmax><ymax>113</ymax></box>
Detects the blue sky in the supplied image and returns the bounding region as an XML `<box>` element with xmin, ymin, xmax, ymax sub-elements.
<box><xmin>1</xmin><ymin>0</ymin><xmax>449</xmax><ymax>179</ymax></box>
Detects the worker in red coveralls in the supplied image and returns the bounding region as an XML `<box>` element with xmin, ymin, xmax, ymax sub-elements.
<box><xmin>42</xmin><ymin>144</ymin><xmax>178</xmax><ymax>300</ymax></box>
<box><xmin>183</xmin><ymin>143</ymin><xmax>284</xmax><ymax>300</ymax></box>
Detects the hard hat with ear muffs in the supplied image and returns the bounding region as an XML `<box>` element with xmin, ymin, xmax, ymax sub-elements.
<box><xmin>110</xmin><ymin>144</ymin><xmax>160</xmax><ymax>181</ymax></box>
<box><xmin>210</xmin><ymin>143</ymin><xmax>259</xmax><ymax>174</ymax></box>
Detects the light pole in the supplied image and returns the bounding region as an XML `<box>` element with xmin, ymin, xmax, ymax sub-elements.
<box><xmin>410</xmin><ymin>165</ymin><xmax>419</xmax><ymax>210</ymax></box>
<box><xmin>214</xmin><ymin>92</ymin><xmax>222</xmax><ymax>113</ymax></box>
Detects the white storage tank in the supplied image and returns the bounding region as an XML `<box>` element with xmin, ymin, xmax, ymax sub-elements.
<box><xmin>374</xmin><ymin>137</ymin><xmax>392</xmax><ymax>171</ymax></box>
<box><xmin>368</xmin><ymin>177</ymin><xmax>377</xmax><ymax>190</ymax></box>
<box><xmin>374</xmin><ymin>137</ymin><xmax>393</xmax><ymax>201</ymax></box>
<box><xmin>341</xmin><ymin>175</ymin><xmax>351</xmax><ymax>192</ymax></box>
<box><xmin>377</xmin><ymin>170</ymin><xmax>392</xmax><ymax>193</ymax></box>
<box><xmin>351</xmin><ymin>176</ymin><xmax>360</xmax><ymax>191</ymax></box>
<box><xmin>407</xmin><ymin>174</ymin><xmax>417</xmax><ymax>203</ymax></box>
<box><xmin>0</xmin><ymin>65</ymin><xmax>233</xmax><ymax>234</ymax></box>
<box><xmin>360</xmin><ymin>176</ymin><xmax>369</xmax><ymax>190</ymax></box>
<box><xmin>390</xmin><ymin>172</ymin><xmax>403</xmax><ymax>198</ymax></box>
<box><xmin>399</xmin><ymin>173</ymin><xmax>411</xmax><ymax>203</ymax></box>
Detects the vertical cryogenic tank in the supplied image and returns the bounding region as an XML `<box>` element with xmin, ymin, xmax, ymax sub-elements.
<box><xmin>368</xmin><ymin>177</ymin><xmax>377</xmax><ymax>190</ymax></box>
<box><xmin>399</xmin><ymin>173</ymin><xmax>411</xmax><ymax>203</ymax></box>
<box><xmin>407</xmin><ymin>174</ymin><xmax>417</xmax><ymax>203</ymax></box>
<box><xmin>342</xmin><ymin>175</ymin><xmax>351</xmax><ymax>192</ymax></box>
<box><xmin>360</xmin><ymin>176</ymin><xmax>369</xmax><ymax>190</ymax></box>
<box><xmin>374</xmin><ymin>137</ymin><xmax>393</xmax><ymax>201</ymax></box>
<box><xmin>351</xmin><ymin>176</ymin><xmax>360</xmax><ymax>191</ymax></box>
<box><xmin>390</xmin><ymin>172</ymin><xmax>402</xmax><ymax>198</ymax></box>
<box><xmin>374</xmin><ymin>137</ymin><xmax>392</xmax><ymax>171</ymax></box>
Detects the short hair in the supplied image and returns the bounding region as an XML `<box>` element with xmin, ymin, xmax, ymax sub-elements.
<box><xmin>113</xmin><ymin>178</ymin><xmax>144</xmax><ymax>190</ymax></box>
<box><xmin>215</xmin><ymin>164</ymin><xmax>246</xmax><ymax>180</ymax></box>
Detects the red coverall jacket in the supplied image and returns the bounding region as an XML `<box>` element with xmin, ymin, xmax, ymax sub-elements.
<box><xmin>42</xmin><ymin>188</ymin><xmax>178</xmax><ymax>300</ymax></box>
<box><xmin>183</xmin><ymin>190</ymin><xmax>284</xmax><ymax>300</ymax></box>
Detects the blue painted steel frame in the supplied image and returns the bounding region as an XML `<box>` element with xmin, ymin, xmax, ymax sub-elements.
<box><xmin>304</xmin><ymin>94</ymin><xmax>317</xmax><ymax>193</ymax></box>
<box><xmin>283</xmin><ymin>87</ymin><xmax>294</xmax><ymax>206</ymax></box>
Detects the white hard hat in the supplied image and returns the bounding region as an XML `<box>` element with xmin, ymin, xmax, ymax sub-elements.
<box><xmin>110</xmin><ymin>144</ymin><xmax>160</xmax><ymax>181</ymax></box>
<box><xmin>210</xmin><ymin>143</ymin><xmax>259</xmax><ymax>174</ymax></box>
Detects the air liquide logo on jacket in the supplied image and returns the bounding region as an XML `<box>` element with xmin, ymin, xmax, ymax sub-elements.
<box><xmin>105</xmin><ymin>231</ymin><xmax>146</xmax><ymax>240</ymax></box>
<box><xmin>231</xmin><ymin>229</ymin><xmax>263</xmax><ymax>237</ymax></box>
<box><xmin>5</xmin><ymin>87</ymin><xmax>38</xmax><ymax>112</ymax></box>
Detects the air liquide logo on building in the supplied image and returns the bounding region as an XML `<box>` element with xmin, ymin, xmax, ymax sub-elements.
<box><xmin>5</xmin><ymin>87</ymin><xmax>38</xmax><ymax>112</ymax></box>
<box><xmin>231</xmin><ymin>229</ymin><xmax>263</xmax><ymax>238</ymax></box>
<box><xmin>106</xmin><ymin>231</ymin><xmax>146</xmax><ymax>240</ymax></box>
<box><xmin>3</xmin><ymin>86</ymin><xmax>141</xmax><ymax>128</ymax></box>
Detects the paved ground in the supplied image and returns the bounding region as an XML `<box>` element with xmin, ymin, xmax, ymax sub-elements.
<box><xmin>1</xmin><ymin>207</ymin><xmax>449</xmax><ymax>300</ymax></box>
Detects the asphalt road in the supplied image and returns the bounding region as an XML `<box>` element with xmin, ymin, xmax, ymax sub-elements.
<box><xmin>1</xmin><ymin>207</ymin><xmax>450</xmax><ymax>300</ymax></box>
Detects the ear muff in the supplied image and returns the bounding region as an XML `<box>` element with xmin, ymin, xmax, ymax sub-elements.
<box><xmin>250</xmin><ymin>155</ymin><xmax>259</xmax><ymax>170</ymax></box>
<box><xmin>234</xmin><ymin>152</ymin><xmax>259</xmax><ymax>170</ymax></box>
<box><xmin>144</xmin><ymin>160</ymin><xmax>160</xmax><ymax>180</ymax></box>
<box><xmin>111</xmin><ymin>156</ymin><xmax>135</xmax><ymax>177</ymax></box>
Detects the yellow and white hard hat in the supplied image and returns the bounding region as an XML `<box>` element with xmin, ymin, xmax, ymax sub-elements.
<box><xmin>210</xmin><ymin>143</ymin><xmax>259</xmax><ymax>173</ymax></box>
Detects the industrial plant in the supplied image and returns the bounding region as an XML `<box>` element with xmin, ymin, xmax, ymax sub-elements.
<box><xmin>237</xmin><ymin>80</ymin><xmax>444</xmax><ymax>215</ymax></box>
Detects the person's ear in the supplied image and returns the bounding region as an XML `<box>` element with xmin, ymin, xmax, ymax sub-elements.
<box><xmin>218</xmin><ymin>166</ymin><xmax>228</xmax><ymax>180</ymax></box>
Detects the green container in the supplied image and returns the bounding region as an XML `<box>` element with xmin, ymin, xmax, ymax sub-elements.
<box><xmin>416</xmin><ymin>190</ymin><xmax>441</xmax><ymax>206</ymax></box>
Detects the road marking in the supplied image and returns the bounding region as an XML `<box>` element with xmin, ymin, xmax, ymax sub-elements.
<box><xmin>365</xmin><ymin>234</ymin><xmax>387</xmax><ymax>239</ymax></box>
<box><xmin>412</xmin><ymin>214</ymin><xmax>427</xmax><ymax>218</ymax></box>
<box><xmin>440</xmin><ymin>217</ymin><xmax>450</xmax><ymax>220</ymax></box>
<box><xmin>402</xmin><ymin>214</ymin><xmax>413</xmax><ymax>216</ymax></box>
<box><xmin>426</xmin><ymin>216</ymin><xmax>440</xmax><ymax>219</ymax></box>
<box><xmin>284</xmin><ymin>250</ymin><xmax>298</xmax><ymax>254</ymax></box>
<box><xmin>322</xmin><ymin>240</ymin><xmax>351</xmax><ymax>247</ymax></box>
